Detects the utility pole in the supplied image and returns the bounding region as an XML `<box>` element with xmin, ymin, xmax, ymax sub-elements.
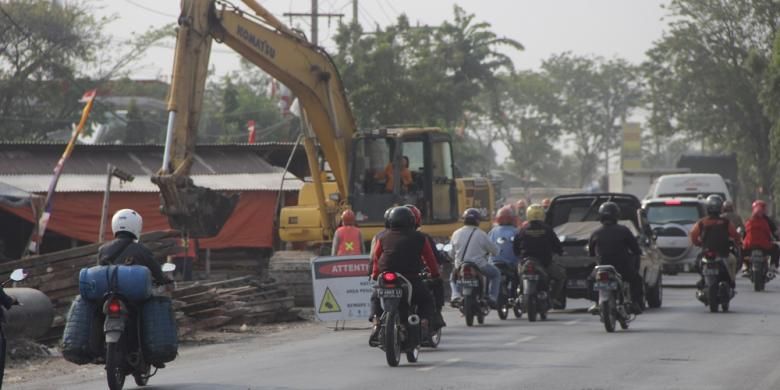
<box><xmin>284</xmin><ymin>0</ymin><xmax>344</xmax><ymax>46</ymax></box>
<box><xmin>353</xmin><ymin>0</ymin><xmax>358</xmax><ymax>24</ymax></box>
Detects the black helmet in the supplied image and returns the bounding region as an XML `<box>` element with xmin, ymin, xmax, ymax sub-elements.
<box><xmin>383</xmin><ymin>207</ymin><xmax>393</xmax><ymax>228</ymax></box>
<box><xmin>705</xmin><ymin>194</ymin><xmax>724</xmax><ymax>217</ymax></box>
<box><xmin>598</xmin><ymin>202</ymin><xmax>620</xmax><ymax>224</ymax></box>
<box><xmin>462</xmin><ymin>208</ymin><xmax>481</xmax><ymax>226</ymax></box>
<box><xmin>387</xmin><ymin>206</ymin><xmax>415</xmax><ymax>230</ymax></box>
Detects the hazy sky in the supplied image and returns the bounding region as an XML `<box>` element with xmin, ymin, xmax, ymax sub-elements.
<box><xmin>104</xmin><ymin>0</ymin><xmax>671</xmax><ymax>80</ymax></box>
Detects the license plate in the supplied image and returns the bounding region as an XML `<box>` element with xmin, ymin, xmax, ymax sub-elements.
<box><xmin>523</xmin><ymin>275</ymin><xmax>540</xmax><ymax>281</ymax></box>
<box><xmin>377</xmin><ymin>288</ymin><xmax>402</xmax><ymax>298</ymax></box>
<box><xmin>703</xmin><ymin>268</ymin><xmax>719</xmax><ymax>276</ymax></box>
<box><xmin>566</xmin><ymin>279</ymin><xmax>588</xmax><ymax>289</ymax></box>
<box><xmin>594</xmin><ymin>281</ymin><xmax>618</xmax><ymax>290</ymax></box>
<box><xmin>458</xmin><ymin>279</ymin><xmax>479</xmax><ymax>287</ymax></box>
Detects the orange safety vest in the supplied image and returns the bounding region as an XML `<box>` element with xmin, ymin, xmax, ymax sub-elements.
<box><xmin>336</xmin><ymin>226</ymin><xmax>362</xmax><ymax>256</ymax></box>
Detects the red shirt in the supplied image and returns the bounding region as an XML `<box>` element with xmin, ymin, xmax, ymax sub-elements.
<box><xmin>371</xmin><ymin>234</ymin><xmax>439</xmax><ymax>280</ymax></box>
<box><xmin>744</xmin><ymin>216</ymin><xmax>773</xmax><ymax>251</ymax></box>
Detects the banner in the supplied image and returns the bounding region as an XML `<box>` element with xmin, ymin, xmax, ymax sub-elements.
<box><xmin>622</xmin><ymin>122</ymin><xmax>642</xmax><ymax>170</ymax></box>
<box><xmin>25</xmin><ymin>89</ymin><xmax>97</xmax><ymax>255</ymax></box>
<box><xmin>311</xmin><ymin>255</ymin><xmax>373</xmax><ymax>322</ymax></box>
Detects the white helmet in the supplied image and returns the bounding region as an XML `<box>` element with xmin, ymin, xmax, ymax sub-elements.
<box><xmin>111</xmin><ymin>209</ymin><xmax>143</xmax><ymax>240</ymax></box>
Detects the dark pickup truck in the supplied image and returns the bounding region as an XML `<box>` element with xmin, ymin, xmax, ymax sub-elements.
<box><xmin>545</xmin><ymin>193</ymin><xmax>664</xmax><ymax>309</ymax></box>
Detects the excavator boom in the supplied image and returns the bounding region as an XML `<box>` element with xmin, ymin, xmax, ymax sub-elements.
<box><xmin>154</xmin><ymin>0</ymin><xmax>355</xmax><ymax>238</ymax></box>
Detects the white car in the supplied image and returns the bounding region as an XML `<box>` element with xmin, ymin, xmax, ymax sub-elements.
<box><xmin>646</xmin><ymin>173</ymin><xmax>732</xmax><ymax>202</ymax></box>
<box><xmin>642</xmin><ymin>197</ymin><xmax>706</xmax><ymax>274</ymax></box>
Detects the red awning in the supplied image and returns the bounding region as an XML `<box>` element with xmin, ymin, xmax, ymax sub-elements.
<box><xmin>0</xmin><ymin>191</ymin><xmax>280</xmax><ymax>249</ymax></box>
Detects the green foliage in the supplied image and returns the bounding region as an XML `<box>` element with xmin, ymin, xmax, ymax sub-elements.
<box><xmin>644</xmin><ymin>0</ymin><xmax>780</xmax><ymax>203</ymax></box>
<box><xmin>123</xmin><ymin>99</ymin><xmax>147</xmax><ymax>144</ymax></box>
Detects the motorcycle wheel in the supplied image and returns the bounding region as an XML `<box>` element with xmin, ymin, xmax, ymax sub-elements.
<box><xmin>512</xmin><ymin>301</ymin><xmax>523</xmax><ymax>319</ymax></box>
<box><xmin>753</xmin><ymin>264</ymin><xmax>765</xmax><ymax>292</ymax></box>
<box><xmin>526</xmin><ymin>295</ymin><xmax>537</xmax><ymax>322</ymax></box>
<box><xmin>497</xmin><ymin>292</ymin><xmax>508</xmax><ymax>320</ymax></box>
<box><xmin>618</xmin><ymin>306</ymin><xmax>629</xmax><ymax>330</ymax></box>
<box><xmin>133</xmin><ymin>364</ymin><xmax>151</xmax><ymax>386</ymax></box>
<box><xmin>601</xmin><ymin>298</ymin><xmax>616</xmax><ymax>333</ymax></box>
<box><xmin>428</xmin><ymin>329</ymin><xmax>441</xmax><ymax>348</ymax></box>
<box><xmin>721</xmin><ymin>299</ymin><xmax>730</xmax><ymax>312</ymax></box>
<box><xmin>106</xmin><ymin>342</ymin><xmax>126</xmax><ymax>390</ymax></box>
<box><xmin>540</xmin><ymin>310</ymin><xmax>547</xmax><ymax>321</ymax></box>
<box><xmin>708</xmin><ymin>284</ymin><xmax>719</xmax><ymax>313</ymax></box>
<box><xmin>477</xmin><ymin>303</ymin><xmax>486</xmax><ymax>324</ymax></box>
<box><xmin>646</xmin><ymin>273</ymin><xmax>663</xmax><ymax>308</ymax></box>
<box><xmin>464</xmin><ymin>295</ymin><xmax>476</xmax><ymax>327</ymax></box>
<box><xmin>383</xmin><ymin>312</ymin><xmax>401</xmax><ymax>367</ymax></box>
<box><xmin>405</xmin><ymin>346</ymin><xmax>419</xmax><ymax>363</ymax></box>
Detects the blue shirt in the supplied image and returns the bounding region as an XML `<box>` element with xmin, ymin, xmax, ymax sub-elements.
<box><xmin>488</xmin><ymin>225</ymin><xmax>520</xmax><ymax>266</ymax></box>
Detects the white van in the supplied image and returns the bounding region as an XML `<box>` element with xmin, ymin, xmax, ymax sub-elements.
<box><xmin>646</xmin><ymin>173</ymin><xmax>732</xmax><ymax>202</ymax></box>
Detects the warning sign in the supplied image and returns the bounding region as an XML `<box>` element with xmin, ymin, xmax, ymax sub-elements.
<box><xmin>318</xmin><ymin>287</ymin><xmax>341</xmax><ymax>313</ymax></box>
<box><xmin>311</xmin><ymin>255</ymin><xmax>373</xmax><ymax>322</ymax></box>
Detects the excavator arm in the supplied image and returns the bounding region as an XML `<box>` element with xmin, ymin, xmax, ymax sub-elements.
<box><xmin>153</xmin><ymin>0</ymin><xmax>356</xmax><ymax>238</ymax></box>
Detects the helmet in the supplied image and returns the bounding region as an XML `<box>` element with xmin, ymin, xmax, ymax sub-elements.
<box><xmin>541</xmin><ymin>198</ymin><xmax>551</xmax><ymax>209</ymax></box>
<box><xmin>462</xmin><ymin>208</ymin><xmax>481</xmax><ymax>226</ymax></box>
<box><xmin>526</xmin><ymin>204</ymin><xmax>545</xmax><ymax>222</ymax></box>
<box><xmin>598</xmin><ymin>202</ymin><xmax>620</xmax><ymax>223</ymax></box>
<box><xmin>705</xmin><ymin>195</ymin><xmax>724</xmax><ymax>217</ymax></box>
<box><xmin>387</xmin><ymin>206</ymin><xmax>415</xmax><ymax>230</ymax></box>
<box><xmin>341</xmin><ymin>209</ymin><xmax>356</xmax><ymax>226</ymax></box>
<box><xmin>752</xmin><ymin>200</ymin><xmax>768</xmax><ymax>216</ymax></box>
<box><xmin>404</xmin><ymin>204</ymin><xmax>422</xmax><ymax>227</ymax></box>
<box><xmin>496</xmin><ymin>206</ymin><xmax>515</xmax><ymax>226</ymax></box>
<box><xmin>722</xmin><ymin>200</ymin><xmax>734</xmax><ymax>213</ymax></box>
<box><xmin>383</xmin><ymin>207</ymin><xmax>393</xmax><ymax>228</ymax></box>
<box><xmin>111</xmin><ymin>209</ymin><xmax>143</xmax><ymax>239</ymax></box>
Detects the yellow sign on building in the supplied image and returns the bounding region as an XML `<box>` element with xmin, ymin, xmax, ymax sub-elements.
<box><xmin>622</xmin><ymin>122</ymin><xmax>642</xmax><ymax>170</ymax></box>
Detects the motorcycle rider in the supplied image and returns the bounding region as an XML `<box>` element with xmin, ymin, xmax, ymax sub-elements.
<box><xmin>689</xmin><ymin>195</ymin><xmax>741</xmax><ymax>290</ymax></box>
<box><xmin>721</xmin><ymin>200</ymin><xmax>744</xmax><ymax>233</ymax></box>
<box><xmin>448</xmin><ymin>208</ymin><xmax>500</xmax><ymax>307</ymax></box>
<box><xmin>405</xmin><ymin>204</ymin><xmax>447</xmax><ymax>329</ymax></box>
<box><xmin>514</xmin><ymin>199</ymin><xmax>528</xmax><ymax>227</ymax></box>
<box><xmin>513</xmin><ymin>204</ymin><xmax>565</xmax><ymax>308</ymax></box>
<box><xmin>331</xmin><ymin>209</ymin><xmax>365</xmax><ymax>256</ymax></box>
<box><xmin>743</xmin><ymin>200</ymin><xmax>780</xmax><ymax>274</ymax></box>
<box><xmin>369</xmin><ymin>206</ymin><xmax>440</xmax><ymax>344</ymax></box>
<box><xmin>98</xmin><ymin>209</ymin><xmax>168</xmax><ymax>285</ymax></box>
<box><xmin>588</xmin><ymin>202</ymin><xmax>644</xmax><ymax>314</ymax></box>
<box><xmin>489</xmin><ymin>206</ymin><xmax>520</xmax><ymax>295</ymax></box>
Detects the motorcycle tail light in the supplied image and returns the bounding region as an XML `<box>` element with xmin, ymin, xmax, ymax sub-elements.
<box><xmin>597</xmin><ymin>272</ymin><xmax>609</xmax><ymax>282</ymax></box>
<box><xmin>462</xmin><ymin>266</ymin><xmax>474</xmax><ymax>279</ymax></box>
<box><xmin>382</xmin><ymin>273</ymin><xmax>397</xmax><ymax>283</ymax></box>
<box><xmin>705</xmin><ymin>251</ymin><xmax>716</xmax><ymax>259</ymax></box>
<box><xmin>526</xmin><ymin>262</ymin><xmax>535</xmax><ymax>274</ymax></box>
<box><xmin>108</xmin><ymin>298</ymin><xmax>121</xmax><ymax>317</ymax></box>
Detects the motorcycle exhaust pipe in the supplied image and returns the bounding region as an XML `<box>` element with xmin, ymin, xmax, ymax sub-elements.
<box><xmin>408</xmin><ymin>314</ymin><xmax>420</xmax><ymax>325</ymax></box>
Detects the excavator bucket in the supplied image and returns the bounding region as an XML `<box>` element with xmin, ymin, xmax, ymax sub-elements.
<box><xmin>152</xmin><ymin>175</ymin><xmax>239</xmax><ymax>238</ymax></box>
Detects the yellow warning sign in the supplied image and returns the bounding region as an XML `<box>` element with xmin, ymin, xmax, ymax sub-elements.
<box><xmin>318</xmin><ymin>287</ymin><xmax>341</xmax><ymax>313</ymax></box>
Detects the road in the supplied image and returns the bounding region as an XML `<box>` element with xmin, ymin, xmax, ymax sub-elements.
<box><xmin>12</xmin><ymin>274</ymin><xmax>780</xmax><ymax>390</ymax></box>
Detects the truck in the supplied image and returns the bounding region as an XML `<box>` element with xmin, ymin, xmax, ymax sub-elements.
<box><xmin>608</xmin><ymin>168</ymin><xmax>690</xmax><ymax>200</ymax></box>
<box><xmin>676</xmin><ymin>153</ymin><xmax>739</xmax><ymax>203</ymax></box>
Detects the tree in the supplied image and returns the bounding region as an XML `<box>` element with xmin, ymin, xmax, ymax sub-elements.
<box><xmin>0</xmin><ymin>0</ymin><xmax>172</xmax><ymax>141</ymax></box>
<box><xmin>644</xmin><ymin>0</ymin><xmax>780</xmax><ymax>205</ymax></box>
<box><xmin>123</xmin><ymin>99</ymin><xmax>147</xmax><ymax>144</ymax></box>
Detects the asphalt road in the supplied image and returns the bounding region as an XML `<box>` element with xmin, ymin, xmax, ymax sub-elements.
<box><xmin>13</xmin><ymin>274</ymin><xmax>780</xmax><ymax>390</ymax></box>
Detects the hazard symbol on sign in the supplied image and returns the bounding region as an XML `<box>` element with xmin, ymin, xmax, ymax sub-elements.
<box><xmin>318</xmin><ymin>287</ymin><xmax>341</xmax><ymax>313</ymax></box>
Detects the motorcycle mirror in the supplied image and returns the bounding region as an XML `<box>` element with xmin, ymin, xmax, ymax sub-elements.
<box><xmin>443</xmin><ymin>244</ymin><xmax>453</xmax><ymax>252</ymax></box>
<box><xmin>435</xmin><ymin>243</ymin><xmax>444</xmax><ymax>251</ymax></box>
<box><xmin>162</xmin><ymin>263</ymin><xmax>177</xmax><ymax>272</ymax></box>
<box><xmin>9</xmin><ymin>269</ymin><xmax>27</xmax><ymax>282</ymax></box>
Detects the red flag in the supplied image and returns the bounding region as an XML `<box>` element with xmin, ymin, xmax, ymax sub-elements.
<box><xmin>247</xmin><ymin>120</ymin><xmax>256</xmax><ymax>143</ymax></box>
<box><xmin>79</xmin><ymin>89</ymin><xmax>97</xmax><ymax>103</ymax></box>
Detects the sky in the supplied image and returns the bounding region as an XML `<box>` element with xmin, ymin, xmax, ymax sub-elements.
<box><xmin>102</xmin><ymin>0</ymin><xmax>671</xmax><ymax>80</ymax></box>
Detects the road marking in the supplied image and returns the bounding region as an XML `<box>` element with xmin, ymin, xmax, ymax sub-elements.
<box><xmin>504</xmin><ymin>335</ymin><xmax>536</xmax><ymax>346</ymax></box>
<box><xmin>417</xmin><ymin>358</ymin><xmax>462</xmax><ymax>372</ymax></box>
<box><xmin>563</xmin><ymin>319</ymin><xmax>581</xmax><ymax>325</ymax></box>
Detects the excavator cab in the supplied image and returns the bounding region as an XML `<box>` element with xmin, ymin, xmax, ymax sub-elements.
<box><xmin>349</xmin><ymin>128</ymin><xmax>459</xmax><ymax>225</ymax></box>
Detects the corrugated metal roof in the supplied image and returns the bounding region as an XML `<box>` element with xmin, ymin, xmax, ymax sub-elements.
<box><xmin>0</xmin><ymin>173</ymin><xmax>303</xmax><ymax>193</ymax></box>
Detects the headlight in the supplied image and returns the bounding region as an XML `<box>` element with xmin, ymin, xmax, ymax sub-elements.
<box><xmin>557</xmin><ymin>235</ymin><xmax>566</xmax><ymax>242</ymax></box>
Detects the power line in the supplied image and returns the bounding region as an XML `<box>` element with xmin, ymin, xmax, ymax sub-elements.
<box><xmin>122</xmin><ymin>0</ymin><xmax>177</xmax><ymax>18</ymax></box>
<box><xmin>374</xmin><ymin>0</ymin><xmax>394</xmax><ymax>24</ymax></box>
<box><xmin>383</xmin><ymin>0</ymin><xmax>400</xmax><ymax>17</ymax></box>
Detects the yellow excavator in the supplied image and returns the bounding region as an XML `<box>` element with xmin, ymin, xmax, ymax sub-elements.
<box><xmin>153</xmin><ymin>0</ymin><xmax>495</xmax><ymax>245</ymax></box>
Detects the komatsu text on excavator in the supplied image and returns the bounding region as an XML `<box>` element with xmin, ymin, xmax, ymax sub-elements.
<box><xmin>153</xmin><ymin>0</ymin><xmax>495</xmax><ymax>244</ymax></box>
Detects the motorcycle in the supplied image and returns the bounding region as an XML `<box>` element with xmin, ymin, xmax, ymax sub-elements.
<box><xmin>518</xmin><ymin>259</ymin><xmax>551</xmax><ymax>322</ymax></box>
<box><xmin>373</xmin><ymin>271</ymin><xmax>422</xmax><ymax>367</ymax></box>
<box><xmin>594</xmin><ymin>265</ymin><xmax>634</xmax><ymax>332</ymax></box>
<box><xmin>454</xmin><ymin>262</ymin><xmax>491</xmax><ymax>326</ymax></box>
<box><xmin>419</xmin><ymin>270</ymin><xmax>442</xmax><ymax>348</ymax></box>
<box><xmin>749</xmin><ymin>249</ymin><xmax>775</xmax><ymax>292</ymax></box>
<box><xmin>103</xmin><ymin>262</ymin><xmax>176</xmax><ymax>390</ymax></box>
<box><xmin>696</xmin><ymin>251</ymin><xmax>733</xmax><ymax>312</ymax></box>
<box><xmin>493</xmin><ymin>262</ymin><xmax>519</xmax><ymax>320</ymax></box>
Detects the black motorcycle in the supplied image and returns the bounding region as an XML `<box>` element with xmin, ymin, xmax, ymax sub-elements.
<box><xmin>493</xmin><ymin>262</ymin><xmax>520</xmax><ymax>320</ymax></box>
<box><xmin>748</xmin><ymin>249</ymin><xmax>775</xmax><ymax>292</ymax></box>
<box><xmin>696</xmin><ymin>251</ymin><xmax>734</xmax><ymax>312</ymax></box>
<box><xmin>420</xmin><ymin>270</ymin><xmax>442</xmax><ymax>348</ymax></box>
<box><xmin>454</xmin><ymin>262</ymin><xmax>490</xmax><ymax>326</ymax></box>
<box><xmin>518</xmin><ymin>258</ymin><xmax>551</xmax><ymax>322</ymax></box>
<box><xmin>593</xmin><ymin>265</ymin><xmax>633</xmax><ymax>332</ymax></box>
<box><xmin>373</xmin><ymin>271</ymin><xmax>422</xmax><ymax>367</ymax></box>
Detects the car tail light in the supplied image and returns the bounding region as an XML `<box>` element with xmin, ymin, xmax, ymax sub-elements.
<box><xmin>598</xmin><ymin>272</ymin><xmax>609</xmax><ymax>282</ymax></box>
<box><xmin>108</xmin><ymin>298</ymin><xmax>121</xmax><ymax>317</ymax></box>
<box><xmin>382</xmin><ymin>273</ymin><xmax>397</xmax><ymax>283</ymax></box>
<box><xmin>664</xmin><ymin>199</ymin><xmax>682</xmax><ymax>205</ymax></box>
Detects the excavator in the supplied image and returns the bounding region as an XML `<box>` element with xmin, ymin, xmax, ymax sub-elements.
<box><xmin>153</xmin><ymin>0</ymin><xmax>495</xmax><ymax>245</ymax></box>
